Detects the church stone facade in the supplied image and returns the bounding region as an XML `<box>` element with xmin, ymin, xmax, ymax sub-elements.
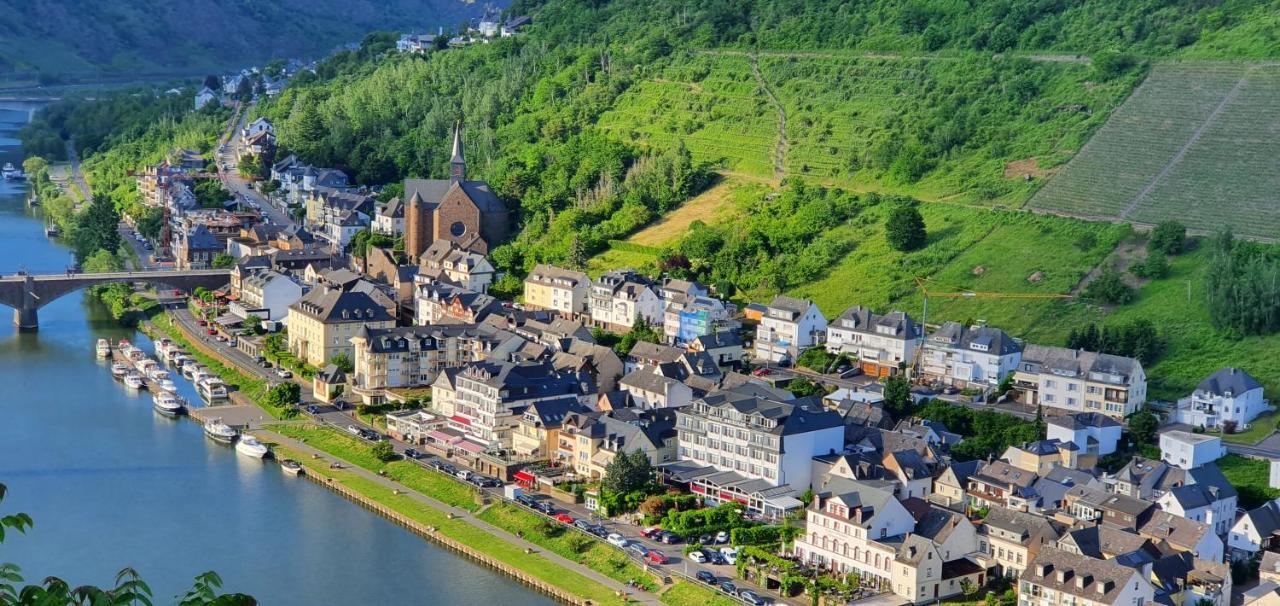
<box><xmin>403</xmin><ymin>125</ymin><xmax>509</xmax><ymax>261</ymax></box>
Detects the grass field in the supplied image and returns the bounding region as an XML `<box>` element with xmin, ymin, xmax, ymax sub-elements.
<box><xmin>1028</xmin><ymin>63</ymin><xmax>1280</xmax><ymax>238</ymax></box>
<box><xmin>1217</xmin><ymin>454</ymin><xmax>1280</xmax><ymax>509</ymax></box>
<box><xmin>626</xmin><ymin>175</ymin><xmax>748</xmax><ymax>247</ymax></box>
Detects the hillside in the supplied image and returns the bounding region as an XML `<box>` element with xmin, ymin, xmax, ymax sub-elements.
<box><xmin>0</xmin><ymin>0</ymin><xmax>484</xmax><ymax>79</ymax></box>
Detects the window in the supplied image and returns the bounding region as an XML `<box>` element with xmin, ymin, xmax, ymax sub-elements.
<box><xmin>449</xmin><ymin>221</ymin><xmax>466</xmax><ymax>236</ymax></box>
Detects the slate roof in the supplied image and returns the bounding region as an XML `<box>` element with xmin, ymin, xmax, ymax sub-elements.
<box><xmin>691</xmin><ymin>390</ymin><xmax>843</xmax><ymax>436</ymax></box>
<box><xmin>691</xmin><ymin>331</ymin><xmax>741</xmax><ymax>350</ymax></box>
<box><xmin>833</xmin><ymin>305</ymin><xmax>920</xmax><ymax>339</ymax></box>
<box><xmin>928</xmin><ymin>322</ymin><xmax>1022</xmax><ymax>356</ymax></box>
<box><xmin>522</xmin><ymin>397</ymin><xmax>590</xmax><ymax>429</ymax></box>
<box><xmin>403</xmin><ymin>178</ymin><xmax>505</xmax><ymax>214</ymax></box>
<box><xmin>1164</xmin><ymin>484</ymin><xmax>1214</xmax><ymax>511</ymax></box>
<box><xmin>1022</xmin><ymin>344</ymin><xmax>1141</xmax><ymax>385</ymax></box>
<box><xmin>1048</xmin><ymin>412</ymin><xmax>1122</xmax><ymax>431</ymax></box>
<box><xmin>1137</xmin><ymin>510</ymin><xmax>1212</xmax><ymax>552</ymax></box>
<box><xmin>1196</xmin><ymin>367</ymin><xmax>1262</xmax><ymax>397</ymax></box>
<box><xmin>289</xmin><ymin>288</ymin><xmax>394</xmax><ymax>324</ymax></box>
<box><xmin>1021</xmin><ymin>547</ymin><xmax>1140</xmax><ymax>603</ymax></box>
<box><xmin>1243</xmin><ymin>500</ymin><xmax>1280</xmax><ymax>538</ymax></box>
<box><xmin>768</xmin><ymin>295</ymin><xmax>813</xmax><ymax>317</ymax></box>
<box><xmin>185</xmin><ymin>225</ymin><xmax>221</xmax><ymax>251</ymax></box>
<box><xmin>983</xmin><ymin>506</ymin><xmax>1062</xmax><ymax>544</ymax></box>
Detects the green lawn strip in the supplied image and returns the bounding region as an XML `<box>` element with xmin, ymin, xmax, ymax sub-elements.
<box><xmin>1208</xmin><ymin>410</ymin><xmax>1279</xmax><ymax>445</ymax></box>
<box><xmin>478</xmin><ymin>502</ymin><xmax>658</xmax><ymax>591</ymax></box>
<box><xmin>270</xmin><ymin>422</ymin><xmax>480</xmax><ymax>511</ymax></box>
<box><xmin>1217</xmin><ymin>454</ymin><xmax>1280</xmax><ymax>509</ymax></box>
<box><xmin>148</xmin><ymin>313</ymin><xmax>285</xmax><ymax>417</ymax></box>
<box><xmin>268</xmin><ymin>443</ymin><xmax>628</xmax><ymax>606</ymax></box>
<box><xmin>658</xmin><ymin>582</ymin><xmax>740</xmax><ymax>606</ymax></box>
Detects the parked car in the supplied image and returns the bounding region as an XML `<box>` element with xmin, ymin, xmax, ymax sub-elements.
<box><xmin>206</xmin><ymin>328</ymin><xmax>216</xmax><ymax>335</ymax></box>
<box><xmin>535</xmin><ymin>501</ymin><xmax>556</xmax><ymax>515</ymax></box>
<box><xmin>430</xmin><ymin>460</ymin><xmax>449</xmax><ymax>471</ymax></box>
<box><xmin>688</xmin><ymin>550</ymin><xmax>707</xmax><ymax>564</ymax></box>
<box><xmin>626</xmin><ymin>543</ymin><xmax>649</xmax><ymax>557</ymax></box>
<box><xmin>573</xmin><ymin>519</ymin><xmax>594</xmax><ymax>532</ymax></box>
<box><xmin>254</xmin><ymin>355</ymin><xmax>267</xmax><ymax>364</ymax></box>
<box><xmin>345</xmin><ymin>425</ymin><xmax>362</xmax><ymax>436</ymax></box>
<box><xmin>403</xmin><ymin>448</ymin><xmax>421</xmax><ymax>459</ymax></box>
<box><xmin>197</xmin><ymin>319</ymin><xmax>207</xmax><ymax>326</ymax></box>
<box><xmin>645</xmin><ymin>550</ymin><xmax>667</xmax><ymax>565</ymax></box>
<box><xmin>455</xmin><ymin>470</ymin><xmax>473</xmax><ymax>482</ymax></box>
<box><xmin>227</xmin><ymin>338</ymin><xmax>237</xmax><ymax>347</ymax></box>
<box><xmin>699</xmin><ymin>534</ymin><xmax>714</xmax><ymax>545</ymax></box>
<box><xmin>719</xmin><ymin>581</ymin><xmax>737</xmax><ymax>595</ymax></box>
<box><xmin>640</xmin><ymin>527</ymin><xmax>661</xmax><ymax>539</ymax></box>
<box><xmin>714</xmin><ymin>531</ymin><xmax>729</xmax><ymax>544</ymax></box>
<box><xmin>707</xmin><ymin>550</ymin><xmax>727</xmax><ymax>565</ymax></box>
<box><xmin>276</xmin><ymin>368</ymin><xmax>292</xmax><ymax>379</ymax></box>
<box><xmin>554</xmin><ymin>513</ymin><xmax>574</xmax><ymax>525</ymax></box>
<box><xmin>606</xmin><ymin>533</ymin><xmax>628</xmax><ymax>548</ymax></box>
<box><xmin>695</xmin><ymin>570</ymin><xmax>716</xmax><ymax>584</ymax></box>
<box><xmin>738</xmin><ymin>589</ymin><xmax>766</xmax><ymax>605</ymax></box>
<box><xmin>515</xmin><ymin>495</ymin><xmax>536</xmax><ymax>508</ymax></box>
<box><xmin>305</xmin><ymin>405</ymin><xmax>319</xmax><ymax>414</ymax></box>
<box><xmin>588</xmin><ymin>525</ymin><xmax>609</xmax><ymax>538</ymax></box>
<box><xmin>720</xmin><ymin>547</ymin><xmax>738</xmax><ymax>565</ymax></box>
<box><xmin>658</xmin><ymin>531</ymin><xmax>681</xmax><ymax>544</ymax></box>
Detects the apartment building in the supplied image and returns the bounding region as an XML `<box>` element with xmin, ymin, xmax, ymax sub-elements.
<box><xmin>523</xmin><ymin>264</ymin><xmax>591</xmax><ymax>316</ymax></box>
<box><xmin>589</xmin><ymin>269</ymin><xmax>662</xmax><ymax>332</ymax></box>
<box><xmin>754</xmin><ymin>295</ymin><xmax>827</xmax><ymax>364</ymax></box>
<box><xmin>348</xmin><ymin>324</ymin><xmax>518</xmax><ymax>403</ymax></box>
<box><xmin>825</xmin><ymin>306</ymin><xmax>920</xmax><ymax>377</ymax></box>
<box><xmin>920</xmin><ymin>322</ymin><xmax>1022</xmax><ymax>390</ymax></box>
<box><xmin>982</xmin><ymin>506</ymin><xmax>1062</xmax><ymax>579</ymax></box>
<box><xmin>555</xmin><ymin>408</ymin><xmax>678</xmax><ymax>479</ymax></box>
<box><xmin>286</xmin><ymin>288</ymin><xmax>396</xmax><ymax>367</ymax></box>
<box><xmin>1014</xmin><ymin>345</ymin><xmax>1147</xmax><ymax>419</ymax></box>
<box><xmin>431</xmin><ymin>359</ymin><xmax>588</xmax><ymax>450</ymax></box>
<box><xmin>419</xmin><ymin>239</ymin><xmax>494</xmax><ymax>293</ymax></box>
<box><xmin>1017</xmin><ymin>548</ymin><xmax>1154</xmax><ymax>606</ymax></box>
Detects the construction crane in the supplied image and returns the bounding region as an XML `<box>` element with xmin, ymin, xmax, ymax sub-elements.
<box><xmin>910</xmin><ymin>277</ymin><xmax>1075</xmax><ymax>381</ymax></box>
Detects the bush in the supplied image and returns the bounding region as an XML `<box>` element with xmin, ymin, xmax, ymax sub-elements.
<box><xmin>1148</xmin><ymin>221</ymin><xmax>1186</xmax><ymax>256</ymax></box>
<box><xmin>371</xmin><ymin>440</ymin><xmax>395</xmax><ymax>462</ymax></box>
<box><xmin>1131</xmin><ymin>251</ymin><xmax>1169</xmax><ymax>279</ymax></box>
<box><xmin>1083</xmin><ymin>269</ymin><xmax>1134</xmax><ymax>304</ymax></box>
<box><xmin>730</xmin><ymin>525</ymin><xmax>800</xmax><ymax>546</ymax></box>
<box><xmin>885</xmin><ymin>200</ymin><xmax>927</xmax><ymax>252</ymax></box>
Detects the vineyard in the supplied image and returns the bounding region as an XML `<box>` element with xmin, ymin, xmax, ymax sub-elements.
<box><xmin>1028</xmin><ymin>62</ymin><xmax>1280</xmax><ymax>238</ymax></box>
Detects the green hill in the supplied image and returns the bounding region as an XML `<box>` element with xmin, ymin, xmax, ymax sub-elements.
<box><xmin>0</xmin><ymin>0</ymin><xmax>483</xmax><ymax>79</ymax></box>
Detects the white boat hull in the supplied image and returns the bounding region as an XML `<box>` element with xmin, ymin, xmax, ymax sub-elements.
<box><xmin>236</xmin><ymin>440</ymin><xmax>270</xmax><ymax>459</ymax></box>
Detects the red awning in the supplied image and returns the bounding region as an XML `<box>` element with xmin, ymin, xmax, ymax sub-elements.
<box><xmin>514</xmin><ymin>471</ymin><xmax>536</xmax><ymax>483</ymax></box>
<box><xmin>449</xmin><ymin>415</ymin><xmax>472</xmax><ymax>426</ymax></box>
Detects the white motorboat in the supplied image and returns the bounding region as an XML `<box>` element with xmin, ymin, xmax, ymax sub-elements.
<box><xmin>116</xmin><ymin>338</ymin><xmax>132</xmax><ymax>351</ymax></box>
<box><xmin>2</xmin><ymin>162</ymin><xmax>25</xmax><ymax>181</ymax></box>
<box><xmin>279</xmin><ymin>459</ymin><xmax>304</xmax><ymax>476</ymax></box>
<box><xmin>135</xmin><ymin>358</ymin><xmax>158</xmax><ymax>375</ymax></box>
<box><xmin>203</xmin><ymin>418</ymin><xmax>237</xmax><ymax>444</ymax></box>
<box><xmin>152</xmin><ymin>392</ymin><xmax>186</xmax><ymax>416</ymax></box>
<box><xmin>173</xmin><ymin>354</ymin><xmax>195</xmax><ymax>369</ymax></box>
<box><xmin>155</xmin><ymin>378</ymin><xmax>178</xmax><ymax>392</ymax></box>
<box><xmin>123</xmin><ymin>346</ymin><xmax>145</xmax><ymax>363</ymax></box>
<box><xmin>197</xmin><ymin>377</ymin><xmax>228</xmax><ymax>401</ymax></box>
<box><xmin>123</xmin><ymin>371</ymin><xmax>145</xmax><ymax>390</ymax></box>
<box><xmin>191</xmin><ymin>367</ymin><xmax>214</xmax><ymax>384</ymax></box>
<box><xmin>181</xmin><ymin>363</ymin><xmax>201</xmax><ymax>380</ymax></box>
<box><xmin>110</xmin><ymin>362</ymin><xmax>129</xmax><ymax>378</ymax></box>
<box><xmin>165</xmin><ymin>348</ymin><xmax>188</xmax><ymax>366</ymax></box>
<box><xmin>96</xmin><ymin>338</ymin><xmax>111</xmax><ymax>358</ymax></box>
<box><xmin>154</xmin><ymin>338</ymin><xmax>173</xmax><ymax>358</ymax></box>
<box><xmin>235</xmin><ymin>435</ymin><xmax>270</xmax><ymax>459</ymax></box>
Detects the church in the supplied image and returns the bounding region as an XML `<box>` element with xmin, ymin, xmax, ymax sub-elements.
<box><xmin>403</xmin><ymin>124</ymin><xmax>509</xmax><ymax>262</ymax></box>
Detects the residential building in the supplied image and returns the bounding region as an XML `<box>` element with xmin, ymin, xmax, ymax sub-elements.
<box><xmin>1002</xmin><ymin>439</ymin><xmax>1094</xmax><ymax>475</ymax></box>
<box><xmin>1172</xmin><ymin>367</ymin><xmax>1268</xmax><ymax>430</ymax></box>
<box><xmin>687</xmin><ymin>332</ymin><xmax>745</xmax><ymax>370</ymax></box>
<box><xmin>931</xmin><ymin>460</ymin><xmax>982</xmax><ymax>511</ymax></box>
<box><xmin>523</xmin><ymin>264</ymin><xmax>591</xmax><ymax>316</ymax></box>
<box><xmin>754</xmin><ymin>295</ymin><xmax>827</xmax><ymax>364</ymax></box>
<box><xmin>1017</xmin><ymin>547</ymin><xmax>1154</xmax><ymax>606</ymax></box>
<box><xmin>386</xmin><ymin>410</ymin><xmax>444</xmax><ymax>444</ymax></box>
<box><xmin>403</xmin><ymin>125</ymin><xmax>509</xmax><ymax>259</ymax></box>
<box><xmin>396</xmin><ymin>32</ymin><xmax>438</xmax><ymax>53</ymax></box>
<box><xmin>286</xmin><ymin>287</ymin><xmax>396</xmax><ymax>367</ymax></box>
<box><xmin>1230</xmin><ymin>499</ymin><xmax>1280</xmax><ymax>560</ymax></box>
<box><xmin>236</xmin><ymin>270</ymin><xmax>302</xmax><ymax>322</ymax></box>
<box><xmin>589</xmin><ymin>270</ymin><xmax>662</xmax><ymax>332</ymax></box>
<box><xmin>966</xmin><ymin>459</ymin><xmax>1038</xmax><ymax>510</ymax></box>
<box><xmin>1015</xmin><ymin>345</ymin><xmax>1146</xmax><ymax>419</ymax></box>
<box><xmin>1108</xmin><ymin>457</ymin><xmax>1237</xmax><ymax>535</ymax></box>
<box><xmin>557</xmin><ymin>408</ymin><xmax>678</xmax><ymax>478</ymax></box>
<box><xmin>1159</xmin><ymin>430</ymin><xmax>1226</xmax><ymax>470</ymax></box>
<box><xmin>373</xmin><ymin>197</ymin><xmax>405</xmax><ymax>236</ymax></box>
<box><xmin>825</xmin><ymin>306</ymin><xmax>920</xmax><ymax>377</ymax></box>
<box><xmin>983</xmin><ymin>506</ymin><xmax>1062</xmax><ymax>579</ymax></box>
<box><xmin>348</xmin><ymin>324</ymin><xmax>518</xmax><ymax>403</ymax></box>
<box><xmin>1046</xmin><ymin>413</ymin><xmax>1123</xmax><ymax>457</ymax></box>
<box><xmin>194</xmin><ymin>86</ymin><xmax>217</xmax><ymax>110</ymax></box>
<box><xmin>418</xmin><ymin>240</ymin><xmax>494</xmax><ymax>293</ymax></box>
<box><xmin>174</xmin><ymin>224</ymin><xmax>222</xmax><ymax>269</ymax></box>
<box><xmin>618</xmin><ymin>367</ymin><xmax>694</xmax><ymax>410</ymax></box>
<box><xmin>430</xmin><ymin>359</ymin><xmax>588</xmax><ymax>450</ymax></box>
<box><xmin>1137</xmin><ymin>510</ymin><xmax>1224</xmax><ymax>562</ymax></box>
<box><xmin>674</xmin><ymin>387</ymin><xmax>843</xmax><ymax>489</ymax></box>
<box><xmin>511</xmin><ymin>397</ymin><xmax>592</xmax><ymax>460</ymax></box>
<box><xmin>920</xmin><ymin>322</ymin><xmax>1021</xmax><ymax>390</ymax></box>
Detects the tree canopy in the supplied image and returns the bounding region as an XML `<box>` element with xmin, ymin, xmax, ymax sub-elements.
<box><xmin>602</xmin><ymin>450</ymin><xmax>653</xmax><ymax>496</ymax></box>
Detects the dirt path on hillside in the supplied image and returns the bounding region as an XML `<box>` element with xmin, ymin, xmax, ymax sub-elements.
<box><xmin>749</xmin><ymin>53</ymin><xmax>788</xmax><ymax>181</ymax></box>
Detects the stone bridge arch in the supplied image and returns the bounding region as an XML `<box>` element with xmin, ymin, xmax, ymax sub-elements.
<box><xmin>0</xmin><ymin>269</ymin><xmax>231</xmax><ymax>330</ymax></box>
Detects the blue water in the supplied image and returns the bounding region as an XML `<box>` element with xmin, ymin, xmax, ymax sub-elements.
<box><xmin>0</xmin><ymin>103</ymin><xmax>554</xmax><ymax>605</ymax></box>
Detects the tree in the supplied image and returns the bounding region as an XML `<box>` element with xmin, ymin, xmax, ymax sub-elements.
<box><xmin>211</xmin><ymin>253</ymin><xmax>236</xmax><ymax>268</ymax></box>
<box><xmin>72</xmin><ymin>194</ymin><xmax>122</xmax><ymax>262</ymax></box>
<box><xmin>371</xmin><ymin>441</ymin><xmax>396</xmax><ymax>462</ymax></box>
<box><xmin>202</xmin><ymin>74</ymin><xmax>222</xmax><ymax>91</ymax></box>
<box><xmin>566</xmin><ymin>234</ymin><xmax>587</xmax><ymax>270</ymax></box>
<box><xmin>1093</xmin><ymin>50</ymin><xmax>1137</xmax><ymax>80</ymax></box>
<box><xmin>615</xmin><ymin>315</ymin><xmax>661</xmax><ymax>355</ymax></box>
<box><xmin>194</xmin><ymin>180</ymin><xmax>233</xmax><ymax>208</ymax></box>
<box><xmin>883</xmin><ymin>375</ymin><xmax>913</xmax><ymax>419</ymax></box>
<box><xmin>330</xmin><ymin>351</ymin><xmax>354</xmax><ymax>374</ymax></box>
<box><xmin>263</xmin><ymin>382</ymin><xmax>300</xmax><ymax>409</ymax></box>
<box><xmin>83</xmin><ymin>249</ymin><xmax>121</xmax><ymax>273</ymax></box>
<box><xmin>1132</xmin><ymin>250</ymin><xmax>1169</xmax><ymax>279</ymax></box>
<box><xmin>787</xmin><ymin>377</ymin><xmax>825</xmax><ymax>398</ymax></box>
<box><xmin>602</xmin><ymin>450</ymin><xmax>653</xmax><ymax>496</ymax></box>
<box><xmin>1083</xmin><ymin>269</ymin><xmax>1134</xmax><ymax>304</ymax></box>
<box><xmin>243</xmin><ymin>314</ymin><xmax>264</xmax><ymax>335</ymax></box>
<box><xmin>1128</xmin><ymin>410</ymin><xmax>1159</xmax><ymax>446</ymax></box>
<box><xmin>1148</xmin><ymin>221</ymin><xmax>1186</xmax><ymax>256</ymax></box>
<box><xmin>885</xmin><ymin>200</ymin><xmax>927</xmax><ymax>252</ymax></box>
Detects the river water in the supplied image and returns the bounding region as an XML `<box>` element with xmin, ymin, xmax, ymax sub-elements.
<box><xmin>0</xmin><ymin>103</ymin><xmax>553</xmax><ymax>605</ymax></box>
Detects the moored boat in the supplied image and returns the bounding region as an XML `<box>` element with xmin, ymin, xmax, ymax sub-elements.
<box><xmin>123</xmin><ymin>371</ymin><xmax>145</xmax><ymax>390</ymax></box>
<box><xmin>279</xmin><ymin>459</ymin><xmax>304</xmax><ymax>476</ymax></box>
<box><xmin>110</xmin><ymin>362</ymin><xmax>129</xmax><ymax>378</ymax></box>
<box><xmin>95</xmin><ymin>338</ymin><xmax>110</xmax><ymax>358</ymax></box>
<box><xmin>2</xmin><ymin>162</ymin><xmax>25</xmax><ymax>181</ymax></box>
<box><xmin>181</xmin><ymin>363</ymin><xmax>200</xmax><ymax>380</ymax></box>
<box><xmin>152</xmin><ymin>392</ymin><xmax>186</xmax><ymax>416</ymax></box>
<box><xmin>197</xmin><ymin>377</ymin><xmax>228</xmax><ymax>401</ymax></box>
<box><xmin>203</xmin><ymin>418</ymin><xmax>237</xmax><ymax>444</ymax></box>
<box><xmin>235</xmin><ymin>435</ymin><xmax>270</xmax><ymax>459</ymax></box>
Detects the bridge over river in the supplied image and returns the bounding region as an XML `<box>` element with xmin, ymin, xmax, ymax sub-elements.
<box><xmin>0</xmin><ymin>269</ymin><xmax>229</xmax><ymax>330</ymax></box>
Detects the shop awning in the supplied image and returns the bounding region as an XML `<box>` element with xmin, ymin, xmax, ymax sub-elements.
<box><xmin>449</xmin><ymin>415</ymin><xmax>471</xmax><ymax>426</ymax></box>
<box><xmin>514</xmin><ymin>470</ymin><xmax>536</xmax><ymax>483</ymax></box>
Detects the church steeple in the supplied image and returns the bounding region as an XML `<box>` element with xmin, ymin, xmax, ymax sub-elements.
<box><xmin>449</xmin><ymin>121</ymin><xmax>465</xmax><ymax>182</ymax></box>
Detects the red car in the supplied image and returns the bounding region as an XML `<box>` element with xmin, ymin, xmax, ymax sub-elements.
<box><xmin>646</xmin><ymin>550</ymin><xmax>667</xmax><ymax>565</ymax></box>
<box><xmin>752</xmin><ymin>368</ymin><xmax>772</xmax><ymax>376</ymax></box>
<box><xmin>554</xmin><ymin>513</ymin><xmax>574</xmax><ymax>524</ymax></box>
<box><xmin>206</xmin><ymin>328</ymin><xmax>217</xmax><ymax>335</ymax></box>
<box><xmin>197</xmin><ymin>319</ymin><xmax>208</xmax><ymax>327</ymax></box>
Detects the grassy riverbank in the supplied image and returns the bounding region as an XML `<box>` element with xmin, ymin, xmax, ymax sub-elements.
<box><xmin>266</xmin><ymin>440</ymin><xmax>630</xmax><ymax>606</ymax></box>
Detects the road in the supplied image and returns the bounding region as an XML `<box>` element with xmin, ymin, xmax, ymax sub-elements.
<box><xmin>216</xmin><ymin>103</ymin><xmax>295</xmax><ymax>228</ymax></box>
<box><xmin>164</xmin><ymin>304</ymin><xmax>808</xmax><ymax>605</ymax></box>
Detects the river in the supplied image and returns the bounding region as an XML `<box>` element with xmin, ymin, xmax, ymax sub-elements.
<box><xmin>0</xmin><ymin>103</ymin><xmax>554</xmax><ymax>605</ymax></box>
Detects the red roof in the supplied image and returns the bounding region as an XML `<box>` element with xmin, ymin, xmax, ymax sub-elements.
<box><xmin>449</xmin><ymin>415</ymin><xmax>471</xmax><ymax>426</ymax></box>
<box><xmin>514</xmin><ymin>470</ymin><xmax>536</xmax><ymax>482</ymax></box>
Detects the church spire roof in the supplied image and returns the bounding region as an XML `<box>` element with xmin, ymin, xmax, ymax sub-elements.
<box><xmin>449</xmin><ymin>121</ymin><xmax>465</xmax><ymax>181</ymax></box>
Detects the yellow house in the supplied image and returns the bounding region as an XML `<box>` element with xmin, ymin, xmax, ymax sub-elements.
<box><xmin>511</xmin><ymin>397</ymin><xmax>589</xmax><ymax>460</ymax></box>
<box><xmin>287</xmin><ymin>287</ymin><xmax>396</xmax><ymax>367</ymax></box>
<box><xmin>523</xmin><ymin>264</ymin><xmax>590</xmax><ymax>316</ymax></box>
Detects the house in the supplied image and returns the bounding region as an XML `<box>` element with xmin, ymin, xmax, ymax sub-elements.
<box><xmin>501</xmin><ymin>15</ymin><xmax>531</xmax><ymax>36</ymax></box>
<box><xmin>1017</xmin><ymin>547</ymin><xmax>1154</xmax><ymax>606</ymax></box>
<box><xmin>1229</xmin><ymin>499</ymin><xmax>1280</xmax><ymax>559</ymax></box>
<box><xmin>1063</xmin><ymin>485</ymin><xmax>1152</xmax><ymax>530</ymax></box>
<box><xmin>386</xmin><ymin>410</ymin><xmax>444</xmax><ymax>444</ymax></box>
<box><xmin>558</xmin><ymin>408</ymin><xmax>678</xmax><ymax>479</ymax></box>
<box><xmin>754</xmin><ymin>295</ymin><xmax>827</xmax><ymax>364</ymax></box>
<box><xmin>931</xmin><ymin>460</ymin><xmax>982</xmax><ymax>511</ymax></box>
<box><xmin>983</xmin><ymin>506</ymin><xmax>1062</xmax><ymax>579</ymax></box>
<box><xmin>625</xmin><ymin>341</ymin><xmax>685</xmax><ymax>373</ymax></box>
<box><xmin>1157</xmin><ymin>484</ymin><xmax>1222</xmax><ymax>529</ymax></box>
<box><xmin>1108</xmin><ymin>457</ymin><xmax>1238</xmax><ymax>535</ymax></box>
<box><xmin>347</xmin><ymin>324</ymin><xmax>518</xmax><ymax>403</ymax></box>
<box><xmin>403</xmin><ymin>124</ymin><xmax>509</xmax><ymax>259</ymax></box>
<box><xmin>589</xmin><ymin>269</ymin><xmax>662</xmax><ymax>332</ymax></box>
<box><xmin>1002</xmin><ymin>439</ymin><xmax>1094</xmax><ymax>474</ymax></box>
<box><xmin>920</xmin><ymin>322</ymin><xmax>1021</xmax><ymax>391</ymax></box>
<box><xmin>396</xmin><ymin>32</ymin><xmax>438</xmax><ymax>53</ymax></box>
<box><xmin>194</xmin><ymin>86</ymin><xmax>217</xmax><ymax>110</ymax></box>
<box><xmin>1137</xmin><ymin>510</ymin><xmax>1224</xmax><ymax>562</ymax></box>
<box><xmin>1014</xmin><ymin>345</ymin><xmax>1147</xmax><ymax>419</ymax></box>
<box><xmin>1159</xmin><ymin>430</ymin><xmax>1226</xmax><ymax>470</ymax></box>
<box><xmin>618</xmin><ymin>367</ymin><xmax>694</xmax><ymax>410</ymax></box>
<box><xmin>1046</xmin><ymin>412</ymin><xmax>1123</xmax><ymax>457</ymax></box>
<box><xmin>511</xmin><ymin>397</ymin><xmax>592</xmax><ymax>460</ymax></box>
<box><xmin>418</xmin><ymin>240</ymin><xmax>494</xmax><ymax>293</ymax></box>
<box><xmin>966</xmin><ymin>459</ymin><xmax>1038</xmax><ymax>510</ymax></box>
<box><xmin>414</xmin><ymin>280</ymin><xmax>501</xmax><ymax>326</ymax></box>
<box><xmin>241</xmin><ymin>117</ymin><xmax>273</xmax><ymax>142</ymax></box>
<box><xmin>524</xmin><ymin>264</ymin><xmax>591</xmax><ymax>316</ymax></box>
<box><xmin>1173</xmin><ymin>367</ymin><xmax>1268</xmax><ymax>431</ymax></box>
<box><xmin>312</xmin><ymin>364</ymin><xmax>346</xmax><ymax>403</ymax></box>
<box><xmin>286</xmin><ymin>287</ymin><xmax>396</xmax><ymax>367</ymax></box>
<box><xmin>825</xmin><ymin>306</ymin><xmax>920</xmax><ymax>377</ymax></box>
<box><xmin>430</xmin><ymin>359</ymin><xmax>589</xmax><ymax>450</ymax></box>
<box><xmin>236</xmin><ymin>270</ymin><xmax>302</xmax><ymax>322</ymax></box>
<box><xmin>687</xmin><ymin>332</ymin><xmax>745</xmax><ymax>370</ymax></box>
<box><xmin>326</xmin><ymin>209</ymin><xmax>368</xmax><ymax>251</ymax></box>
<box><xmin>673</xmin><ymin>387</ymin><xmax>843</xmax><ymax>491</ymax></box>
<box><xmin>174</xmin><ymin>224</ymin><xmax>222</xmax><ymax>269</ymax></box>
<box><xmin>373</xmin><ymin>197</ymin><xmax>405</xmax><ymax>236</ymax></box>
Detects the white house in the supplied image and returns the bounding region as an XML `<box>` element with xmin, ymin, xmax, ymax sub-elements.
<box><xmin>755</xmin><ymin>295</ymin><xmax>827</xmax><ymax>364</ymax></box>
<box><xmin>1015</xmin><ymin>345</ymin><xmax>1146</xmax><ymax>419</ymax></box>
<box><xmin>1228</xmin><ymin>499</ymin><xmax>1280</xmax><ymax>560</ymax></box>
<box><xmin>1157</xmin><ymin>484</ymin><xmax>1216</xmax><ymax>526</ymax></box>
<box><xmin>588</xmin><ymin>270</ymin><xmax>663</xmax><ymax>332</ymax></box>
<box><xmin>235</xmin><ymin>270</ymin><xmax>303</xmax><ymax>322</ymax></box>
<box><xmin>372</xmin><ymin>197</ymin><xmax>404</xmax><ymax>236</ymax></box>
<box><xmin>618</xmin><ymin>368</ymin><xmax>695</xmax><ymax>410</ymax></box>
<box><xmin>1159</xmin><ymin>430</ymin><xmax>1226</xmax><ymax>470</ymax></box>
<box><xmin>920</xmin><ymin>322</ymin><xmax>1022</xmax><ymax>390</ymax></box>
<box><xmin>1173</xmin><ymin>367</ymin><xmax>1268</xmax><ymax>430</ymax></box>
<box><xmin>241</xmin><ymin>117</ymin><xmax>274</xmax><ymax>142</ymax></box>
<box><xmin>825</xmin><ymin>306</ymin><xmax>919</xmax><ymax>377</ymax></box>
<box><xmin>194</xmin><ymin>87</ymin><xmax>217</xmax><ymax>110</ymax></box>
<box><xmin>1046</xmin><ymin>412</ymin><xmax>1123</xmax><ymax>456</ymax></box>
<box><xmin>1271</xmin><ymin>460</ymin><xmax>1280</xmax><ymax>490</ymax></box>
